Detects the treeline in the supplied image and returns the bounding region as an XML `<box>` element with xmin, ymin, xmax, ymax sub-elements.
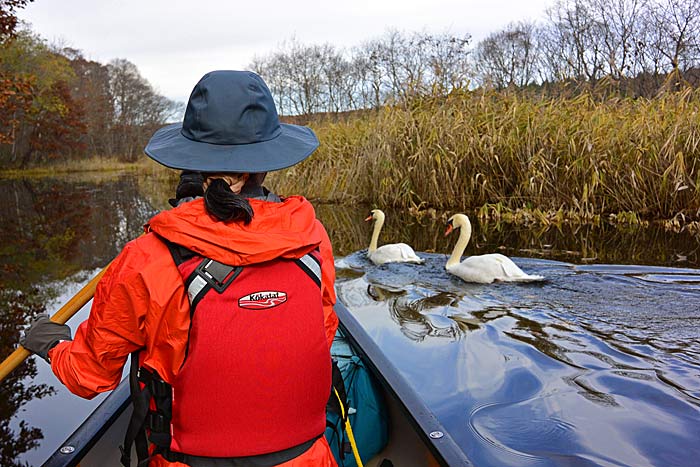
<box><xmin>0</xmin><ymin>1</ymin><xmax>176</xmax><ymax>169</ymax></box>
<box><xmin>252</xmin><ymin>0</ymin><xmax>700</xmax><ymax>116</ymax></box>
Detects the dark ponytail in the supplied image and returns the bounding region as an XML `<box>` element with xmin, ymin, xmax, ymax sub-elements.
<box><xmin>204</xmin><ymin>178</ymin><xmax>254</xmax><ymax>224</ymax></box>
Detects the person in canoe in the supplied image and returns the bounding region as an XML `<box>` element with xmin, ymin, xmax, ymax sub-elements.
<box><xmin>21</xmin><ymin>70</ymin><xmax>339</xmax><ymax>467</ymax></box>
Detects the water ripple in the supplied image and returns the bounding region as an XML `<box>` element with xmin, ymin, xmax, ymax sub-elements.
<box><xmin>336</xmin><ymin>251</ymin><xmax>700</xmax><ymax>466</ymax></box>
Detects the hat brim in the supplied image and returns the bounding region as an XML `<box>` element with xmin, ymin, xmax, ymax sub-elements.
<box><xmin>144</xmin><ymin>122</ymin><xmax>319</xmax><ymax>173</ymax></box>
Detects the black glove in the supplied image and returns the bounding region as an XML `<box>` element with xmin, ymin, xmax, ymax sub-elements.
<box><xmin>20</xmin><ymin>314</ymin><xmax>72</xmax><ymax>362</ymax></box>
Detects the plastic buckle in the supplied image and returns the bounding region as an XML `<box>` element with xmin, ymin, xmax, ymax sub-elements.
<box><xmin>147</xmin><ymin>412</ymin><xmax>169</xmax><ymax>433</ymax></box>
<box><xmin>195</xmin><ymin>259</ymin><xmax>242</xmax><ymax>293</ymax></box>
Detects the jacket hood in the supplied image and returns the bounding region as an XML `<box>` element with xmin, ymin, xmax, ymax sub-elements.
<box><xmin>147</xmin><ymin>196</ymin><xmax>325</xmax><ymax>265</ymax></box>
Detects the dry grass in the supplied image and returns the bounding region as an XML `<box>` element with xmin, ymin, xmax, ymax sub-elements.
<box><xmin>0</xmin><ymin>156</ymin><xmax>145</xmax><ymax>178</ymax></box>
<box><xmin>272</xmin><ymin>88</ymin><xmax>700</xmax><ymax>224</ymax></box>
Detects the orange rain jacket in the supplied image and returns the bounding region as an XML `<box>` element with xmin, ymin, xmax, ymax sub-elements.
<box><xmin>48</xmin><ymin>195</ymin><xmax>339</xmax><ymax>467</ymax></box>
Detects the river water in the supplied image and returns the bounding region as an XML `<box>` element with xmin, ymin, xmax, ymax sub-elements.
<box><xmin>0</xmin><ymin>173</ymin><xmax>698</xmax><ymax>466</ymax></box>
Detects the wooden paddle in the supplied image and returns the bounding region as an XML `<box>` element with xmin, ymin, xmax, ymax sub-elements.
<box><xmin>0</xmin><ymin>265</ymin><xmax>110</xmax><ymax>383</ymax></box>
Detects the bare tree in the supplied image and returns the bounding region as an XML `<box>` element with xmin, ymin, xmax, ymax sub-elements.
<box><xmin>261</xmin><ymin>39</ymin><xmax>328</xmax><ymax>116</ymax></box>
<box><xmin>249</xmin><ymin>6</ymin><xmax>700</xmax><ymax>114</ymax></box>
<box><xmin>586</xmin><ymin>0</ymin><xmax>647</xmax><ymax>79</ymax></box>
<box><xmin>254</xmin><ymin>41</ymin><xmax>349</xmax><ymax>115</ymax></box>
<box><xmin>318</xmin><ymin>44</ymin><xmax>352</xmax><ymax>113</ymax></box>
<box><xmin>352</xmin><ymin>40</ymin><xmax>390</xmax><ymax>108</ymax></box>
<box><xmin>473</xmin><ymin>22</ymin><xmax>539</xmax><ymax>89</ymax></box>
<box><xmin>108</xmin><ymin>59</ymin><xmax>176</xmax><ymax>160</ymax></box>
<box><xmin>250</xmin><ymin>53</ymin><xmax>293</xmax><ymax>115</ymax></box>
<box><xmin>370</xmin><ymin>30</ymin><xmax>412</xmax><ymax>101</ymax></box>
<box><xmin>421</xmin><ymin>31</ymin><xmax>471</xmax><ymax>93</ymax></box>
<box><xmin>648</xmin><ymin>0</ymin><xmax>700</xmax><ymax>73</ymax></box>
<box><xmin>250</xmin><ymin>29</ymin><xmax>473</xmax><ymax>114</ymax></box>
<box><xmin>543</xmin><ymin>0</ymin><xmax>607</xmax><ymax>82</ymax></box>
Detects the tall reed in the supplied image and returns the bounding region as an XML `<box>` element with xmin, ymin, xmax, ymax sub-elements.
<box><xmin>271</xmin><ymin>88</ymin><xmax>700</xmax><ymax>222</ymax></box>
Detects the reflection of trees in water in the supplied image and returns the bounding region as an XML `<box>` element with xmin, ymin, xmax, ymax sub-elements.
<box><xmin>0</xmin><ymin>290</ymin><xmax>55</xmax><ymax>466</ymax></box>
<box><xmin>367</xmin><ymin>283</ymin><xmax>483</xmax><ymax>341</ymax></box>
<box><xmin>135</xmin><ymin>168</ymin><xmax>178</xmax><ymax>212</ymax></box>
<box><xmin>500</xmin><ymin>310</ymin><xmax>582</xmax><ymax>369</ymax></box>
<box><xmin>316</xmin><ymin>204</ymin><xmax>700</xmax><ymax>267</ymax></box>
<box><xmin>0</xmin><ymin>178</ymin><xmax>90</xmax><ymax>288</ymax></box>
<box><xmin>0</xmin><ymin>176</ymin><xmax>158</xmax><ymax>287</ymax></box>
<box><xmin>0</xmin><ymin>175</ymin><xmax>159</xmax><ymax>465</ymax></box>
<box><xmin>110</xmin><ymin>183</ymin><xmax>699</xmax><ymax>268</ymax></box>
<box><xmin>501</xmin><ymin>309</ymin><xmax>629</xmax><ymax>407</ymax></box>
<box><xmin>314</xmin><ymin>204</ymin><xmax>371</xmax><ymax>258</ymax></box>
<box><xmin>479</xmin><ymin>221</ymin><xmax>700</xmax><ymax>267</ymax></box>
<box><xmin>372</xmin><ymin>280</ymin><xmax>626</xmax><ymax>407</ymax></box>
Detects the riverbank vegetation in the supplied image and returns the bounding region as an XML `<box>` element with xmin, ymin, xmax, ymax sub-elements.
<box><xmin>272</xmin><ymin>87</ymin><xmax>700</xmax><ymax>228</ymax></box>
<box><xmin>0</xmin><ymin>156</ymin><xmax>144</xmax><ymax>177</ymax></box>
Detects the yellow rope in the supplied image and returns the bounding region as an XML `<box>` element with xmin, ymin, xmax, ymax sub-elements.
<box><xmin>334</xmin><ymin>387</ymin><xmax>364</xmax><ymax>467</ymax></box>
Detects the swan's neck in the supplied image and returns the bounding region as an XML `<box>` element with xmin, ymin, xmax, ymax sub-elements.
<box><xmin>446</xmin><ymin>221</ymin><xmax>471</xmax><ymax>268</ymax></box>
<box><xmin>368</xmin><ymin>217</ymin><xmax>384</xmax><ymax>253</ymax></box>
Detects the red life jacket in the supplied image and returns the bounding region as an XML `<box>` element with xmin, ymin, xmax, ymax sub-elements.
<box><xmin>122</xmin><ymin>241</ymin><xmax>331</xmax><ymax>465</ymax></box>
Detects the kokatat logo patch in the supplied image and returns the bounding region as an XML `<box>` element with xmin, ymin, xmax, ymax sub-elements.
<box><xmin>238</xmin><ymin>291</ymin><xmax>287</xmax><ymax>309</ymax></box>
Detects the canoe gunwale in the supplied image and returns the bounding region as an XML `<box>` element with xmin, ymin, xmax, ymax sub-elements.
<box><xmin>41</xmin><ymin>378</ymin><xmax>131</xmax><ymax>467</ymax></box>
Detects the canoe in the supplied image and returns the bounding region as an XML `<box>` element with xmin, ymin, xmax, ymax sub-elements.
<box><xmin>41</xmin><ymin>301</ymin><xmax>473</xmax><ymax>467</ymax></box>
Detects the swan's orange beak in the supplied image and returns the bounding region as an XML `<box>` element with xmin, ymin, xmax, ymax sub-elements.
<box><xmin>444</xmin><ymin>224</ymin><xmax>454</xmax><ymax>236</ymax></box>
<box><xmin>364</xmin><ymin>215</ymin><xmax>373</xmax><ymax>222</ymax></box>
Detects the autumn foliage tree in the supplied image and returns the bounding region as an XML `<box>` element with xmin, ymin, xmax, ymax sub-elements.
<box><xmin>0</xmin><ymin>0</ymin><xmax>31</xmax><ymax>41</ymax></box>
<box><xmin>0</xmin><ymin>30</ymin><xmax>86</xmax><ymax>167</ymax></box>
<box><xmin>0</xmin><ymin>74</ymin><xmax>32</xmax><ymax>145</ymax></box>
<box><xmin>0</xmin><ymin>0</ymin><xmax>34</xmax><ymax>146</ymax></box>
<box><xmin>0</xmin><ymin>0</ymin><xmax>176</xmax><ymax>168</ymax></box>
<box><xmin>26</xmin><ymin>80</ymin><xmax>86</xmax><ymax>164</ymax></box>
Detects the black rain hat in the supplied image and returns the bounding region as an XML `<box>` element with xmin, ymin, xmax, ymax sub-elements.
<box><xmin>144</xmin><ymin>70</ymin><xmax>319</xmax><ymax>173</ymax></box>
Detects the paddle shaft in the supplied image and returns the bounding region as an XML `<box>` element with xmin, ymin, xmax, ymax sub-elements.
<box><xmin>0</xmin><ymin>266</ymin><xmax>110</xmax><ymax>383</ymax></box>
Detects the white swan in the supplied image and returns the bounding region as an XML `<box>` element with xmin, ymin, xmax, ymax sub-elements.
<box><xmin>365</xmin><ymin>209</ymin><xmax>424</xmax><ymax>265</ymax></box>
<box><xmin>445</xmin><ymin>213</ymin><xmax>544</xmax><ymax>284</ymax></box>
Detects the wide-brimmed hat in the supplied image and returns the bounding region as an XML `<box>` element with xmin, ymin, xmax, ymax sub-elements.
<box><xmin>144</xmin><ymin>70</ymin><xmax>319</xmax><ymax>173</ymax></box>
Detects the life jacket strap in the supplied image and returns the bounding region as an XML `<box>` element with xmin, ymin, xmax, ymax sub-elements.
<box><xmin>326</xmin><ymin>359</ymin><xmax>348</xmax><ymax>421</ymax></box>
<box><xmin>181</xmin><ymin>258</ymin><xmax>242</xmax><ymax>311</ymax></box>
<box><xmin>120</xmin><ymin>351</ymin><xmax>152</xmax><ymax>467</ymax></box>
<box><xmin>162</xmin><ymin>235</ymin><xmax>322</xmax><ymax>304</ymax></box>
<box><xmin>146</xmin><ymin>411</ymin><xmax>169</xmax><ymax>433</ymax></box>
<box><xmin>294</xmin><ymin>251</ymin><xmax>322</xmax><ymax>288</ymax></box>
<box><xmin>158</xmin><ymin>435</ymin><xmax>322</xmax><ymax>466</ymax></box>
<box><xmin>139</xmin><ymin>368</ymin><xmax>173</xmax><ymax>450</ymax></box>
<box><xmin>184</xmin><ymin>249</ymin><xmax>321</xmax><ymax>310</ymax></box>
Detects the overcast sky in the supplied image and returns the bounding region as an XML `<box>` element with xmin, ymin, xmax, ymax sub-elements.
<box><xmin>18</xmin><ymin>0</ymin><xmax>554</xmax><ymax>104</ymax></box>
